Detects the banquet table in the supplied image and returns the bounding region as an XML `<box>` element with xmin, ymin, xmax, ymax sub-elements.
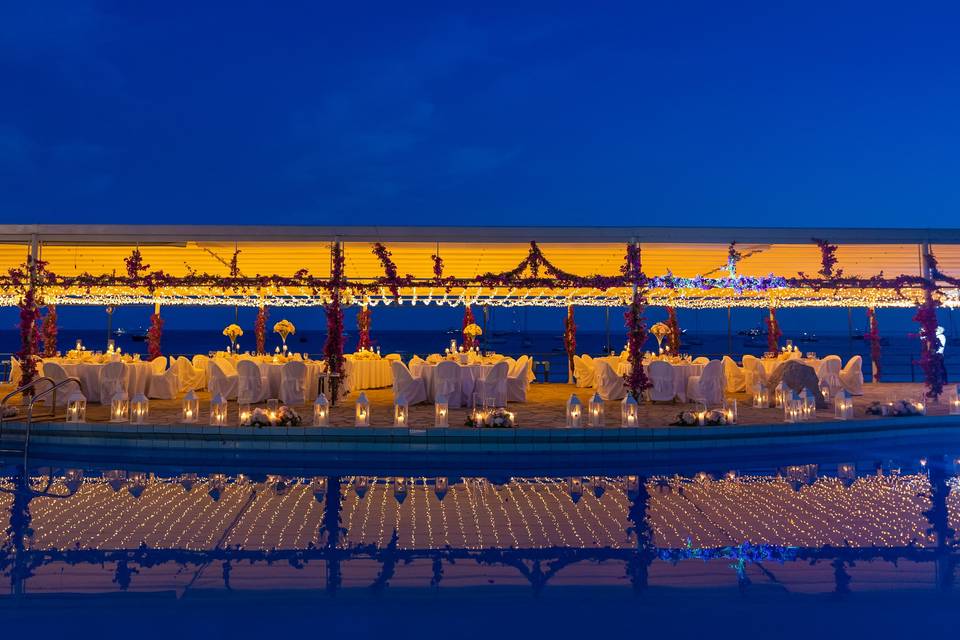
<box><xmin>419</xmin><ymin>362</ymin><xmax>495</xmax><ymax>406</ymax></box>
<box><xmin>230</xmin><ymin>356</ymin><xmax>325</xmax><ymax>399</ymax></box>
<box><xmin>48</xmin><ymin>358</ymin><xmax>152</xmax><ymax>403</ymax></box>
<box><xmin>758</xmin><ymin>356</ymin><xmax>823</xmax><ymax>378</ymax></box>
<box><xmin>613</xmin><ymin>359</ymin><xmax>705</xmax><ymax>402</ymax></box>
<box><xmin>343</xmin><ymin>357</ymin><xmax>393</xmax><ymax>392</ymax></box>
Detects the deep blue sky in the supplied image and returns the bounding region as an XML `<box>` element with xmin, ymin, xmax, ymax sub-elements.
<box><xmin>3</xmin><ymin>1</ymin><xmax>959</xmax><ymax>227</ymax></box>
<box><xmin>2</xmin><ymin>2</ymin><xmax>959</xmax><ymax>338</ymax></box>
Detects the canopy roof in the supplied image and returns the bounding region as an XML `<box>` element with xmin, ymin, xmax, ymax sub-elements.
<box><xmin>2</xmin><ymin>224</ymin><xmax>958</xmax><ymax>308</ymax></box>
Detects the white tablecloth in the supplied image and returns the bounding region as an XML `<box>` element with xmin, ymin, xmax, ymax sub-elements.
<box><xmin>254</xmin><ymin>360</ymin><xmax>325</xmax><ymax>399</ymax></box>
<box><xmin>343</xmin><ymin>358</ymin><xmax>393</xmax><ymax>392</ymax></box>
<box><xmin>419</xmin><ymin>363</ymin><xmax>493</xmax><ymax>406</ymax></box>
<box><xmin>759</xmin><ymin>357</ymin><xmax>822</xmax><ymax>377</ymax></box>
<box><xmin>51</xmin><ymin>359</ymin><xmax>152</xmax><ymax>403</ymax></box>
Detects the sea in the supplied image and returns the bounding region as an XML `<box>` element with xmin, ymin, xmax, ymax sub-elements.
<box><xmin>2</xmin><ymin>328</ymin><xmax>951</xmax><ymax>384</ymax></box>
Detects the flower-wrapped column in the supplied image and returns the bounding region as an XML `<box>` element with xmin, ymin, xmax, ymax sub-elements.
<box><xmin>564</xmin><ymin>304</ymin><xmax>576</xmax><ymax>383</ymax></box>
<box><xmin>357</xmin><ymin>305</ymin><xmax>372</xmax><ymax>350</ymax></box>
<box><xmin>324</xmin><ymin>242</ymin><xmax>346</xmax><ymax>404</ymax></box>
<box><xmin>914</xmin><ymin>294</ymin><xmax>946</xmax><ymax>399</ymax></box>
<box><xmin>462</xmin><ymin>306</ymin><xmax>477</xmax><ymax>351</ymax></box>
<box><xmin>147</xmin><ymin>303</ymin><xmax>163</xmax><ymax>360</ymax></box>
<box><xmin>622</xmin><ymin>243</ymin><xmax>651</xmax><ymax>401</ymax></box>
<box><xmin>865</xmin><ymin>307</ymin><xmax>882</xmax><ymax>382</ymax></box>
<box><xmin>766</xmin><ymin>308</ymin><xmax>781</xmax><ymax>353</ymax></box>
<box><xmin>17</xmin><ymin>288</ymin><xmax>41</xmax><ymax>395</ymax></box>
<box><xmin>665</xmin><ymin>306</ymin><xmax>681</xmax><ymax>353</ymax></box>
<box><xmin>41</xmin><ymin>304</ymin><xmax>57</xmax><ymax>358</ymax></box>
<box><xmin>255</xmin><ymin>305</ymin><xmax>268</xmax><ymax>355</ymax></box>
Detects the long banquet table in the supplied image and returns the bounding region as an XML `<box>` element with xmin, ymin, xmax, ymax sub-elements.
<box><xmin>46</xmin><ymin>358</ymin><xmax>152</xmax><ymax>403</ymax></box>
<box><xmin>418</xmin><ymin>362</ymin><xmax>496</xmax><ymax>406</ymax></box>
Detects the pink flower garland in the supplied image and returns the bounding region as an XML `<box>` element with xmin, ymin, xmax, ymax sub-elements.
<box><xmin>323</xmin><ymin>244</ymin><xmax>346</xmax><ymax>401</ymax></box>
<box><xmin>41</xmin><ymin>304</ymin><xmax>57</xmax><ymax>358</ymax></box>
<box><xmin>357</xmin><ymin>306</ymin><xmax>372</xmax><ymax>350</ymax></box>
<box><xmin>865</xmin><ymin>307</ymin><xmax>882</xmax><ymax>382</ymax></box>
<box><xmin>913</xmin><ymin>294</ymin><xmax>946</xmax><ymax>399</ymax></box>
<box><xmin>766</xmin><ymin>308</ymin><xmax>782</xmax><ymax>353</ymax></box>
<box><xmin>17</xmin><ymin>288</ymin><xmax>40</xmax><ymax>396</ymax></box>
<box><xmin>255</xmin><ymin>306</ymin><xmax>268</xmax><ymax>354</ymax></box>
<box><xmin>812</xmin><ymin>238</ymin><xmax>842</xmax><ymax>278</ymax></box>
<box><xmin>147</xmin><ymin>313</ymin><xmax>164</xmax><ymax>361</ymax></box>
<box><xmin>666</xmin><ymin>306</ymin><xmax>681</xmax><ymax>353</ymax></box>
<box><xmin>622</xmin><ymin>244</ymin><xmax>651</xmax><ymax>399</ymax></box>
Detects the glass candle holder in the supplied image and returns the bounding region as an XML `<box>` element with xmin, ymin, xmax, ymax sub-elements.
<box><xmin>434</xmin><ymin>395</ymin><xmax>449</xmax><ymax>427</ymax></box>
<box><xmin>239</xmin><ymin>402</ymin><xmax>252</xmax><ymax>426</ymax></box>
<box><xmin>209</xmin><ymin>393</ymin><xmax>228</xmax><ymax>426</ymax></box>
<box><xmin>313</xmin><ymin>393</ymin><xmax>329</xmax><ymax>426</ymax></box>
<box><xmin>566</xmin><ymin>394</ymin><xmax>583</xmax><ymax>427</ymax></box>
<box><xmin>752</xmin><ymin>385</ymin><xmax>769</xmax><ymax>408</ymax></box>
<box><xmin>621</xmin><ymin>394</ymin><xmax>639</xmax><ymax>427</ymax></box>
<box><xmin>393</xmin><ymin>401</ymin><xmax>409</xmax><ymax>427</ymax></box>
<box><xmin>949</xmin><ymin>385</ymin><xmax>960</xmax><ymax>415</ymax></box>
<box><xmin>66</xmin><ymin>391</ymin><xmax>87</xmax><ymax>423</ymax></box>
<box><xmin>834</xmin><ymin>390</ymin><xmax>854</xmax><ymax>420</ymax></box>
<box><xmin>267</xmin><ymin>398</ymin><xmax>279</xmax><ymax>424</ymax></box>
<box><xmin>724</xmin><ymin>399</ymin><xmax>737</xmax><ymax>424</ymax></box>
<box><xmin>355</xmin><ymin>392</ymin><xmax>370</xmax><ymax>426</ymax></box>
<box><xmin>182</xmin><ymin>390</ymin><xmax>199</xmax><ymax>423</ymax></box>
<box><xmin>110</xmin><ymin>392</ymin><xmax>129</xmax><ymax>423</ymax></box>
<box><xmin>588</xmin><ymin>392</ymin><xmax>605</xmax><ymax>427</ymax></box>
<box><xmin>130</xmin><ymin>393</ymin><xmax>149</xmax><ymax>425</ymax></box>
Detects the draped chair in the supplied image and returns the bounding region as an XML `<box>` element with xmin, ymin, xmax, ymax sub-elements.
<box><xmin>741</xmin><ymin>355</ymin><xmax>766</xmax><ymax>393</ymax></box>
<box><xmin>280</xmin><ymin>360</ymin><xmax>309</xmax><ymax>405</ymax></box>
<box><xmin>506</xmin><ymin>358</ymin><xmax>532</xmax><ymax>403</ymax></box>
<box><xmin>390</xmin><ymin>361</ymin><xmax>427</xmax><ymax>406</ymax></box>
<box><xmin>191</xmin><ymin>354</ymin><xmax>210</xmax><ymax>390</ymax></box>
<box><xmin>478</xmin><ymin>361</ymin><xmax>509</xmax><ymax>407</ymax></box>
<box><xmin>42</xmin><ymin>361</ymin><xmax>80</xmax><ymax>406</ymax></box>
<box><xmin>434</xmin><ymin>360</ymin><xmax>461</xmax><ymax>407</ymax></box>
<box><xmin>175</xmin><ymin>356</ymin><xmax>205</xmax><ymax>393</ymax></box>
<box><xmin>237</xmin><ymin>360</ymin><xmax>269</xmax><ymax>404</ymax></box>
<box><xmin>647</xmin><ymin>360</ymin><xmax>675</xmax><ymax>402</ymax></box>
<box><xmin>686</xmin><ymin>360</ymin><xmax>725</xmax><ymax>405</ymax></box>
<box><xmin>817</xmin><ymin>355</ymin><xmax>844</xmax><ymax>396</ymax></box>
<box><xmin>147</xmin><ymin>356</ymin><xmax>179</xmax><ymax>400</ymax></box>
<box><xmin>99</xmin><ymin>361</ymin><xmax>127</xmax><ymax>402</ymax></box>
<box><xmin>208</xmin><ymin>358</ymin><xmax>238</xmax><ymax>401</ymax></box>
<box><xmin>722</xmin><ymin>356</ymin><xmax>745</xmax><ymax>393</ymax></box>
<box><xmin>840</xmin><ymin>355</ymin><xmax>864</xmax><ymax>395</ymax></box>
<box><xmin>572</xmin><ymin>355</ymin><xmax>594</xmax><ymax>388</ymax></box>
<box><xmin>593</xmin><ymin>360</ymin><xmax>627</xmax><ymax>401</ymax></box>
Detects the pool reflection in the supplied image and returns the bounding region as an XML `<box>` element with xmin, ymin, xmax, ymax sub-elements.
<box><xmin>1</xmin><ymin>460</ymin><xmax>957</xmax><ymax>595</ymax></box>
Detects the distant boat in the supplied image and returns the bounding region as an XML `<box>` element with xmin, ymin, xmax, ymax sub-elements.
<box><xmin>798</xmin><ymin>332</ymin><xmax>818</xmax><ymax>343</ymax></box>
<box><xmin>738</xmin><ymin>326</ymin><xmax>764</xmax><ymax>337</ymax></box>
<box><xmin>128</xmin><ymin>327</ymin><xmax>147</xmax><ymax>342</ymax></box>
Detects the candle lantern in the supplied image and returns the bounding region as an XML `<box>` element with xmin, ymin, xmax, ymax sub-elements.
<box><xmin>209</xmin><ymin>393</ymin><xmax>228</xmax><ymax>426</ymax></box>
<box><xmin>774</xmin><ymin>382</ymin><xmax>788</xmax><ymax>408</ymax></box>
<box><xmin>239</xmin><ymin>402</ymin><xmax>252</xmax><ymax>426</ymax></box>
<box><xmin>837</xmin><ymin>462</ymin><xmax>856</xmax><ymax>486</ymax></box>
<box><xmin>355</xmin><ymin>392</ymin><xmax>370</xmax><ymax>426</ymax></box>
<box><xmin>110</xmin><ymin>391</ymin><xmax>129</xmax><ymax>423</ymax></box>
<box><xmin>949</xmin><ymin>385</ymin><xmax>960</xmax><ymax>415</ymax></box>
<box><xmin>393</xmin><ymin>400</ymin><xmax>409</xmax><ymax>427</ymax></box>
<box><xmin>621</xmin><ymin>394</ymin><xmax>639</xmax><ymax>427</ymax></box>
<box><xmin>834</xmin><ymin>390</ymin><xmax>854</xmax><ymax>420</ymax></box>
<box><xmin>752</xmin><ymin>384</ymin><xmax>769</xmax><ymax>408</ymax></box>
<box><xmin>819</xmin><ymin>380</ymin><xmax>832</xmax><ymax>404</ymax></box>
<box><xmin>267</xmin><ymin>398</ymin><xmax>279</xmax><ymax>423</ymax></box>
<box><xmin>783</xmin><ymin>392</ymin><xmax>801</xmax><ymax>423</ymax></box>
<box><xmin>697</xmin><ymin>403</ymin><xmax>707</xmax><ymax>426</ymax></box>
<box><xmin>914</xmin><ymin>395</ymin><xmax>927</xmax><ymax>416</ymax></box>
<box><xmin>588</xmin><ymin>392</ymin><xmax>605</xmax><ymax>427</ymax></box>
<box><xmin>130</xmin><ymin>393</ymin><xmax>149</xmax><ymax>425</ymax></box>
<box><xmin>434</xmin><ymin>394</ymin><xmax>449</xmax><ymax>427</ymax></box>
<box><xmin>724</xmin><ymin>399</ymin><xmax>738</xmax><ymax>424</ymax></box>
<box><xmin>182</xmin><ymin>390</ymin><xmax>199</xmax><ymax>423</ymax></box>
<box><xmin>566</xmin><ymin>394</ymin><xmax>584</xmax><ymax>427</ymax></box>
<box><xmin>801</xmin><ymin>389</ymin><xmax>816</xmax><ymax>421</ymax></box>
<box><xmin>313</xmin><ymin>393</ymin><xmax>329</xmax><ymax>426</ymax></box>
<box><xmin>66</xmin><ymin>391</ymin><xmax>87</xmax><ymax>423</ymax></box>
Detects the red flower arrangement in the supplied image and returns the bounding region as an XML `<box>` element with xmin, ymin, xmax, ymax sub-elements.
<box><xmin>372</xmin><ymin>242</ymin><xmax>413</xmax><ymax>301</ymax></box>
<box><xmin>666</xmin><ymin>306</ymin><xmax>681</xmax><ymax>353</ymax></box>
<box><xmin>16</xmin><ymin>288</ymin><xmax>41</xmax><ymax>396</ymax></box>
<box><xmin>147</xmin><ymin>312</ymin><xmax>164</xmax><ymax>360</ymax></box>
<box><xmin>622</xmin><ymin>244</ymin><xmax>651</xmax><ymax>399</ymax></box>
<box><xmin>255</xmin><ymin>306</ymin><xmax>268</xmax><ymax>354</ymax></box>
<box><xmin>812</xmin><ymin>238</ymin><xmax>842</xmax><ymax>278</ymax></box>
<box><xmin>865</xmin><ymin>307</ymin><xmax>882</xmax><ymax>382</ymax></box>
<box><xmin>462</xmin><ymin>306</ymin><xmax>477</xmax><ymax>350</ymax></box>
<box><xmin>357</xmin><ymin>306</ymin><xmax>372</xmax><ymax>350</ymax></box>
<box><xmin>913</xmin><ymin>294</ymin><xmax>946</xmax><ymax>398</ymax></box>
<box><xmin>41</xmin><ymin>304</ymin><xmax>57</xmax><ymax>358</ymax></box>
<box><xmin>563</xmin><ymin>305</ymin><xmax>577</xmax><ymax>377</ymax></box>
<box><xmin>766</xmin><ymin>308</ymin><xmax>782</xmax><ymax>353</ymax></box>
<box><xmin>323</xmin><ymin>243</ymin><xmax>347</xmax><ymax>402</ymax></box>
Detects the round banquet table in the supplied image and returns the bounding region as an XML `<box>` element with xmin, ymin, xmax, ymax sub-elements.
<box><xmin>759</xmin><ymin>356</ymin><xmax>822</xmax><ymax>378</ymax></box>
<box><xmin>49</xmin><ymin>359</ymin><xmax>152</xmax><ymax>403</ymax></box>
<box><xmin>615</xmin><ymin>360</ymin><xmax>705</xmax><ymax>402</ymax></box>
<box><xmin>418</xmin><ymin>362</ymin><xmax>494</xmax><ymax>407</ymax></box>
<box><xmin>343</xmin><ymin>357</ymin><xmax>393</xmax><ymax>392</ymax></box>
<box><xmin>229</xmin><ymin>355</ymin><xmax>326</xmax><ymax>399</ymax></box>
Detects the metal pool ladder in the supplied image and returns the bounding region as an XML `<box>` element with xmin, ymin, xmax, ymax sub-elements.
<box><xmin>0</xmin><ymin>376</ymin><xmax>81</xmax><ymax>468</ymax></box>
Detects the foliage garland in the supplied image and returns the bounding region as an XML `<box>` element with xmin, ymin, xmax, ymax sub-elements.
<box><xmin>665</xmin><ymin>306</ymin><xmax>681</xmax><ymax>353</ymax></box>
<box><xmin>766</xmin><ymin>308</ymin><xmax>782</xmax><ymax>353</ymax></box>
<box><xmin>563</xmin><ymin>305</ymin><xmax>576</xmax><ymax>378</ymax></box>
<box><xmin>357</xmin><ymin>306</ymin><xmax>372</xmax><ymax>350</ymax></box>
<box><xmin>323</xmin><ymin>243</ymin><xmax>346</xmax><ymax>402</ymax></box>
<box><xmin>622</xmin><ymin>243</ymin><xmax>652</xmax><ymax>398</ymax></box>
<box><xmin>255</xmin><ymin>306</ymin><xmax>268</xmax><ymax>355</ymax></box>
<box><xmin>147</xmin><ymin>312</ymin><xmax>163</xmax><ymax>361</ymax></box>
<box><xmin>865</xmin><ymin>307</ymin><xmax>882</xmax><ymax>382</ymax></box>
<box><xmin>40</xmin><ymin>305</ymin><xmax>57</xmax><ymax>358</ymax></box>
<box><xmin>913</xmin><ymin>293</ymin><xmax>946</xmax><ymax>398</ymax></box>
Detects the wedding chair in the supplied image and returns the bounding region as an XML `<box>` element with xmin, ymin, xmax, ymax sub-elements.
<box><xmin>147</xmin><ymin>356</ymin><xmax>179</xmax><ymax>400</ymax></box>
<box><xmin>385</xmin><ymin>353</ymin><xmax>402</xmax><ymax>362</ymax></box>
<box><xmin>647</xmin><ymin>360</ymin><xmax>676</xmax><ymax>402</ymax></box>
<box><xmin>408</xmin><ymin>355</ymin><xmax>425</xmax><ymax>378</ymax></box>
<box><xmin>42</xmin><ymin>360</ymin><xmax>79</xmax><ymax>405</ymax></box>
<box><xmin>280</xmin><ymin>360</ymin><xmax>309</xmax><ymax>405</ymax></box>
<box><xmin>503</xmin><ymin>357</ymin><xmax>518</xmax><ymax>376</ymax></box>
<box><xmin>99</xmin><ymin>361</ymin><xmax>127</xmax><ymax>402</ymax></box>
<box><xmin>390</xmin><ymin>361</ymin><xmax>427</xmax><ymax>406</ymax></box>
<box><xmin>238</xmin><ymin>360</ymin><xmax>269</xmax><ymax>404</ymax></box>
<box><xmin>722</xmin><ymin>356</ymin><xmax>745</xmax><ymax>393</ymax></box>
<box><xmin>839</xmin><ymin>355</ymin><xmax>864</xmax><ymax>395</ymax></box>
<box><xmin>741</xmin><ymin>355</ymin><xmax>766</xmax><ymax>393</ymax></box>
<box><xmin>175</xmin><ymin>356</ymin><xmax>205</xmax><ymax>393</ymax></box>
<box><xmin>506</xmin><ymin>357</ymin><xmax>531</xmax><ymax>402</ymax></box>
<box><xmin>593</xmin><ymin>360</ymin><xmax>627</xmax><ymax>401</ymax></box>
<box><xmin>516</xmin><ymin>355</ymin><xmax>535</xmax><ymax>383</ymax></box>
<box><xmin>686</xmin><ymin>360</ymin><xmax>724</xmax><ymax>405</ymax></box>
<box><xmin>434</xmin><ymin>360</ymin><xmax>461</xmax><ymax>407</ymax></box>
<box><xmin>479</xmin><ymin>361</ymin><xmax>509</xmax><ymax>407</ymax></box>
<box><xmin>426</xmin><ymin>354</ymin><xmax>442</xmax><ymax>364</ymax></box>
<box><xmin>8</xmin><ymin>356</ymin><xmax>21</xmax><ymax>387</ymax></box>
<box><xmin>191</xmin><ymin>354</ymin><xmax>210</xmax><ymax>389</ymax></box>
<box><xmin>817</xmin><ymin>355</ymin><xmax>843</xmax><ymax>396</ymax></box>
<box><xmin>208</xmin><ymin>358</ymin><xmax>239</xmax><ymax>401</ymax></box>
<box><xmin>692</xmin><ymin>356</ymin><xmax>710</xmax><ymax>365</ymax></box>
<box><xmin>572</xmin><ymin>355</ymin><xmax>594</xmax><ymax>388</ymax></box>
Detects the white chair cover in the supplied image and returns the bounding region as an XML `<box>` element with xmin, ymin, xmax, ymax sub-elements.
<box><xmin>8</xmin><ymin>356</ymin><xmax>22</xmax><ymax>387</ymax></box>
<box><xmin>515</xmin><ymin>354</ymin><xmax>535</xmax><ymax>383</ymax></box>
<box><xmin>722</xmin><ymin>356</ymin><xmax>745</xmax><ymax>393</ymax></box>
<box><xmin>840</xmin><ymin>355</ymin><xmax>864</xmax><ymax>395</ymax></box>
<box><xmin>506</xmin><ymin>358</ymin><xmax>531</xmax><ymax>403</ymax></box>
<box><xmin>280</xmin><ymin>360</ymin><xmax>309</xmax><ymax>405</ymax></box>
<box><xmin>692</xmin><ymin>356</ymin><xmax>710</xmax><ymax>365</ymax></box>
<box><xmin>191</xmin><ymin>354</ymin><xmax>210</xmax><ymax>389</ymax></box>
<box><xmin>425</xmin><ymin>354</ymin><xmax>442</xmax><ymax>364</ymax></box>
<box><xmin>479</xmin><ymin>361</ymin><xmax>509</xmax><ymax>407</ymax></box>
<box><xmin>147</xmin><ymin>356</ymin><xmax>179</xmax><ymax>400</ymax></box>
<box><xmin>686</xmin><ymin>360</ymin><xmax>724</xmax><ymax>405</ymax></box>
<box><xmin>741</xmin><ymin>355</ymin><xmax>766</xmax><ymax>393</ymax></box>
<box><xmin>409</xmin><ymin>355</ymin><xmax>425</xmax><ymax>379</ymax></box>
<box><xmin>99</xmin><ymin>361</ymin><xmax>127</xmax><ymax>401</ymax></box>
<box><xmin>647</xmin><ymin>360</ymin><xmax>676</xmax><ymax>402</ymax></box>
<box><xmin>593</xmin><ymin>360</ymin><xmax>626</xmax><ymax>401</ymax></box>
<box><xmin>385</xmin><ymin>353</ymin><xmax>402</xmax><ymax>362</ymax></box>
<box><xmin>175</xmin><ymin>356</ymin><xmax>204</xmax><ymax>393</ymax></box>
<box><xmin>817</xmin><ymin>355</ymin><xmax>843</xmax><ymax>395</ymax></box>
<box><xmin>573</xmin><ymin>355</ymin><xmax>594</xmax><ymax>388</ymax></box>
<box><xmin>434</xmin><ymin>360</ymin><xmax>462</xmax><ymax>407</ymax></box>
<box><xmin>390</xmin><ymin>361</ymin><xmax>427</xmax><ymax>405</ymax></box>
<box><xmin>208</xmin><ymin>358</ymin><xmax>238</xmax><ymax>401</ymax></box>
<box><xmin>237</xmin><ymin>360</ymin><xmax>269</xmax><ymax>404</ymax></box>
<box><xmin>42</xmin><ymin>361</ymin><xmax>80</xmax><ymax>405</ymax></box>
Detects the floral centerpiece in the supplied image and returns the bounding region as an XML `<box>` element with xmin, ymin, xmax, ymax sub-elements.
<box><xmin>249</xmin><ymin>405</ymin><xmax>302</xmax><ymax>427</ymax></box>
<box><xmin>353</xmin><ymin>349</ymin><xmax>380</xmax><ymax>360</ymax></box>
<box><xmin>649</xmin><ymin>321</ymin><xmax>671</xmax><ymax>352</ymax></box>
<box><xmin>274</xmin><ymin>319</ymin><xmax>296</xmax><ymax>347</ymax></box>
<box><xmin>672</xmin><ymin>409</ymin><xmax>730</xmax><ymax>426</ymax></box>
<box><xmin>223</xmin><ymin>324</ymin><xmax>243</xmax><ymax>348</ymax></box>
<box><xmin>465</xmin><ymin>407</ymin><xmax>516</xmax><ymax>428</ymax></box>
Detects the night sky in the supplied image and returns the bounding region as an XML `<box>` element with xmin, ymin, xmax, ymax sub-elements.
<box><xmin>2</xmin><ymin>2</ymin><xmax>958</xmax><ymax>333</ymax></box>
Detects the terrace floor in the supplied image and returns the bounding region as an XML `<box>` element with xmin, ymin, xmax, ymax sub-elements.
<box><xmin>0</xmin><ymin>381</ymin><xmax>945</xmax><ymax>428</ymax></box>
